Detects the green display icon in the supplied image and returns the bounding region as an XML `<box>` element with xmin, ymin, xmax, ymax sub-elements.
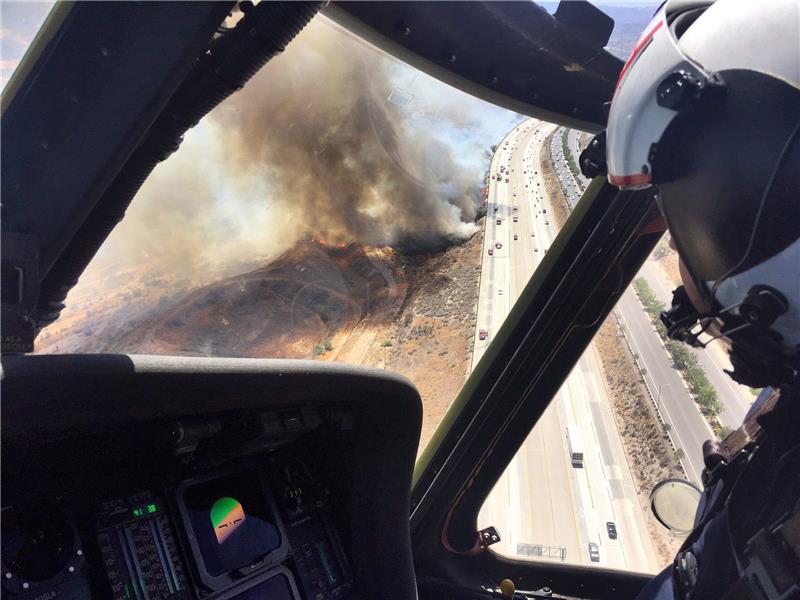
<box><xmin>210</xmin><ymin>497</ymin><xmax>246</xmax><ymax>544</ymax></box>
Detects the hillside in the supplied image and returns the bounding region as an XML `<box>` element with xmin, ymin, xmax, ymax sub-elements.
<box><xmin>37</xmin><ymin>230</ymin><xmax>484</xmax><ymax>448</ymax></box>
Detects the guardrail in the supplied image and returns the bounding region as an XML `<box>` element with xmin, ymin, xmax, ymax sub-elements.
<box><xmin>612</xmin><ymin>310</ymin><xmax>689</xmax><ymax>480</ymax></box>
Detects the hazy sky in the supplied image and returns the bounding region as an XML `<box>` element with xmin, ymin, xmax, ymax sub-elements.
<box><xmin>0</xmin><ymin>1</ymin><xmax>52</xmax><ymax>88</ymax></box>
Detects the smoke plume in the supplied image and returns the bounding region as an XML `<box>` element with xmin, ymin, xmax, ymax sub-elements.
<box><xmin>215</xmin><ymin>18</ymin><xmax>481</xmax><ymax>246</ymax></box>
<box><xmin>93</xmin><ymin>17</ymin><xmax>483</xmax><ymax>277</ymax></box>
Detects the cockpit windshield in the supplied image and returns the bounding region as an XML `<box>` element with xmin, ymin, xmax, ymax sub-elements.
<box><xmin>30</xmin><ymin>15</ymin><xmax>523</xmax><ymax>448</ymax></box>
<box><xmin>13</xmin><ymin>0</ymin><xmax>751</xmax><ymax>579</ymax></box>
<box><xmin>24</xmin><ymin>3</ymin><xmax>666</xmax><ymax>451</ymax></box>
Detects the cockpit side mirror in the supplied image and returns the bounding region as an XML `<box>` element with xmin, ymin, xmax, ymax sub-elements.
<box><xmin>650</xmin><ymin>478</ymin><xmax>703</xmax><ymax>534</ymax></box>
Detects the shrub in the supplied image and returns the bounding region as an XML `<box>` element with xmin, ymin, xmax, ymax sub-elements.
<box><xmin>666</xmin><ymin>340</ymin><xmax>694</xmax><ymax>370</ymax></box>
<box><xmin>635</xmin><ymin>277</ymin><xmax>721</xmax><ymax>418</ymax></box>
<box><xmin>718</xmin><ymin>425</ymin><xmax>735</xmax><ymax>440</ymax></box>
<box><xmin>652</xmin><ymin>239</ymin><xmax>671</xmax><ymax>260</ymax></box>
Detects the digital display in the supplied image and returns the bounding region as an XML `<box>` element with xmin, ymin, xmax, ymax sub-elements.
<box><xmin>95</xmin><ymin>491</ymin><xmax>190</xmax><ymax>600</ymax></box>
<box><xmin>183</xmin><ymin>471</ymin><xmax>281</xmax><ymax>577</ymax></box>
<box><xmin>210</xmin><ymin>497</ymin><xmax>246</xmax><ymax>544</ymax></box>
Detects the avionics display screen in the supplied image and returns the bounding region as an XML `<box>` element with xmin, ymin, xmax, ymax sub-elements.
<box><xmin>183</xmin><ymin>471</ymin><xmax>281</xmax><ymax>577</ymax></box>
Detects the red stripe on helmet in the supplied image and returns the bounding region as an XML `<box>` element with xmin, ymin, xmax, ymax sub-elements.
<box><xmin>608</xmin><ymin>172</ymin><xmax>652</xmax><ymax>188</ymax></box>
<box><xmin>616</xmin><ymin>19</ymin><xmax>664</xmax><ymax>89</ymax></box>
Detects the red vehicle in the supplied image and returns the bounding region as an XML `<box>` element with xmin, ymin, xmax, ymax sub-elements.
<box><xmin>487</xmin><ymin>248</ymin><xmax>493</xmax><ymax>256</ymax></box>
<box><xmin>495</xmin><ymin>242</ymin><xmax>502</xmax><ymax>249</ymax></box>
<box><xmin>479</xmin><ymin>329</ymin><xmax>488</xmax><ymax>341</ymax></box>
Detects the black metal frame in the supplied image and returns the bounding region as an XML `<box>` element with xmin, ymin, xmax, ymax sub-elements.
<box><xmin>411</xmin><ymin>179</ymin><xmax>664</xmax><ymax>598</ymax></box>
<box><xmin>1</xmin><ymin>1</ymin><xmax>671</xmax><ymax>597</ymax></box>
<box><xmin>324</xmin><ymin>1</ymin><xmax>621</xmax><ymax>132</ymax></box>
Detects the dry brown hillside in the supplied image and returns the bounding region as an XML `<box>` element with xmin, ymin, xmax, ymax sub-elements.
<box><xmin>38</xmin><ymin>231</ymin><xmax>484</xmax><ymax>449</ymax></box>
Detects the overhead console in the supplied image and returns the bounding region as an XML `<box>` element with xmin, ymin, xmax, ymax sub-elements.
<box><xmin>1</xmin><ymin>355</ymin><xmax>422</xmax><ymax>600</ymax></box>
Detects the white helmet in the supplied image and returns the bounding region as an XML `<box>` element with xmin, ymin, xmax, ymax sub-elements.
<box><xmin>606</xmin><ymin>0</ymin><xmax>800</xmax><ymax>386</ymax></box>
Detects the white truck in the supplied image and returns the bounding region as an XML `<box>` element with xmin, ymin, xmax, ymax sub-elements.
<box><xmin>566</xmin><ymin>425</ymin><xmax>584</xmax><ymax>468</ymax></box>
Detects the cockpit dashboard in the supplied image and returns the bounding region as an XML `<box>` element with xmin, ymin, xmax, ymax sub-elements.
<box><xmin>1</xmin><ymin>354</ymin><xmax>422</xmax><ymax>600</ymax></box>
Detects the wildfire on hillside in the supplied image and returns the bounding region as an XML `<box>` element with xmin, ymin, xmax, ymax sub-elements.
<box><xmin>93</xmin><ymin>16</ymin><xmax>484</xmax><ymax>285</ymax></box>
<box><xmin>309</xmin><ymin>237</ymin><xmax>349</xmax><ymax>249</ymax></box>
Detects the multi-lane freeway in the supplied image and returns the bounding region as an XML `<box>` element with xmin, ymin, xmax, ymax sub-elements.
<box><xmin>474</xmin><ymin>120</ymin><xmax>658</xmax><ymax>573</ymax></box>
<box><xmin>614</xmin><ymin>290</ymin><xmax>710</xmax><ymax>484</ymax></box>
<box><xmin>555</xmin><ymin>128</ymin><xmax>754</xmax><ymax>453</ymax></box>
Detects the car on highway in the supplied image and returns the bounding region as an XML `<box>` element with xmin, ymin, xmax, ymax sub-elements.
<box><xmin>479</xmin><ymin>329</ymin><xmax>488</xmax><ymax>341</ymax></box>
<box><xmin>513</xmin><ymin>234</ymin><xmax>518</xmax><ymax>240</ymax></box>
<box><xmin>606</xmin><ymin>522</ymin><xmax>617</xmax><ymax>540</ymax></box>
<box><xmin>495</xmin><ymin>242</ymin><xmax>502</xmax><ymax>249</ymax></box>
<box><xmin>496</xmin><ymin>218</ymin><xmax>501</xmax><ymax>225</ymax></box>
<box><xmin>487</xmin><ymin>248</ymin><xmax>493</xmax><ymax>256</ymax></box>
<box><xmin>588</xmin><ymin>543</ymin><xmax>600</xmax><ymax>563</ymax></box>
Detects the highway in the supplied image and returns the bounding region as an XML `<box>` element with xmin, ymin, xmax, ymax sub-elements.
<box><xmin>550</xmin><ymin>134</ymin><xmax>583</xmax><ymax>209</ymax></box>
<box><xmin>637</xmin><ymin>261</ymin><xmax>754</xmax><ymax>429</ymax></box>
<box><xmin>474</xmin><ymin>119</ymin><xmax>658</xmax><ymax>573</ymax></box>
<box><xmin>614</xmin><ymin>291</ymin><xmax>709</xmax><ymax>484</ymax></box>
<box><xmin>566</xmin><ymin>128</ymin><xmax>590</xmax><ymax>190</ymax></box>
<box><xmin>557</xmin><ymin>128</ymin><xmax>754</xmax><ymax>435</ymax></box>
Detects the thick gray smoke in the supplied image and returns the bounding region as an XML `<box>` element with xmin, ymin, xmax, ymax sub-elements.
<box><xmin>214</xmin><ymin>18</ymin><xmax>481</xmax><ymax>250</ymax></box>
<box><xmin>91</xmin><ymin>17</ymin><xmax>483</xmax><ymax>279</ymax></box>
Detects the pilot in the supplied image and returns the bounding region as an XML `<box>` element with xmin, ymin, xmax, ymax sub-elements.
<box><xmin>600</xmin><ymin>0</ymin><xmax>800</xmax><ymax>597</ymax></box>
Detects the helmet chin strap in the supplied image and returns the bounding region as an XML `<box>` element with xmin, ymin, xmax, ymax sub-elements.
<box><xmin>661</xmin><ymin>285</ymin><xmax>797</xmax><ymax>387</ymax></box>
<box><xmin>660</xmin><ymin>284</ymin><xmax>737</xmax><ymax>349</ymax></box>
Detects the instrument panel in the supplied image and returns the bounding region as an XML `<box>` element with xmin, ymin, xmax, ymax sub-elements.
<box><xmin>1</xmin><ymin>355</ymin><xmax>423</xmax><ymax>600</ymax></box>
<box><xmin>2</xmin><ymin>455</ymin><xmax>352</xmax><ymax>600</ymax></box>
